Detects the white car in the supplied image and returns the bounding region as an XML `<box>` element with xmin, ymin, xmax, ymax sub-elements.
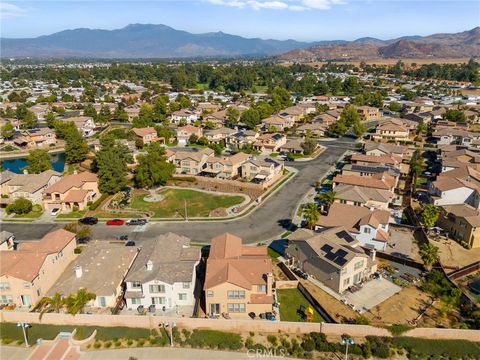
<box><xmin>50</xmin><ymin>208</ymin><xmax>61</xmax><ymax>216</ymax></box>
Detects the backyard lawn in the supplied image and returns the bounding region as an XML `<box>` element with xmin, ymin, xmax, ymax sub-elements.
<box><xmin>130</xmin><ymin>189</ymin><xmax>244</xmax><ymax>218</ymax></box>
<box><xmin>277</xmin><ymin>288</ymin><xmax>324</xmax><ymax>322</ymax></box>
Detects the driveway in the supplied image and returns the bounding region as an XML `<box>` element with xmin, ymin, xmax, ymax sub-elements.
<box><xmin>2</xmin><ymin>138</ymin><xmax>357</xmax><ymax>244</ymax></box>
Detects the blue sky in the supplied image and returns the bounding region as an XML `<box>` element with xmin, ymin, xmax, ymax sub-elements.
<box><xmin>1</xmin><ymin>1</ymin><xmax>478</xmax><ymax>41</ymax></box>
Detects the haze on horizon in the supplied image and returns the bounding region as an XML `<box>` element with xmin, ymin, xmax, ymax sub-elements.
<box><xmin>1</xmin><ymin>0</ymin><xmax>478</xmax><ymax>42</ymax></box>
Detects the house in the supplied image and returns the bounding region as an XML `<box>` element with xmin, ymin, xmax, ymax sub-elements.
<box><xmin>204</xmin><ymin>233</ymin><xmax>273</xmax><ymax>319</ymax></box>
<box><xmin>14</xmin><ymin>127</ymin><xmax>57</xmax><ymax>148</ymax></box>
<box><xmin>278</xmin><ymin>105</ymin><xmax>309</xmax><ymax>122</ymax></box>
<box><xmin>279</xmin><ymin>139</ymin><xmax>305</xmax><ymax>155</ymax></box>
<box><xmin>6</xmin><ymin>170</ymin><xmax>61</xmax><ymax>204</ymax></box>
<box><xmin>261</xmin><ymin>116</ymin><xmax>294</xmax><ymax>131</ymax></box>
<box><xmin>316</xmin><ymin>203</ymin><xmax>390</xmax><ymax>250</ymax></box>
<box><xmin>203</xmin><ymin>152</ymin><xmax>250</xmax><ymax>179</ymax></box>
<box><xmin>333</xmin><ymin>173</ymin><xmax>396</xmax><ymax>192</ymax></box>
<box><xmin>428</xmin><ymin>177</ymin><xmax>480</xmax><ymax>209</ymax></box>
<box><xmin>43</xmin><ymin>172</ymin><xmax>100</xmax><ymax>213</ymax></box>
<box><xmin>437</xmin><ymin>165</ymin><xmax>480</xmax><ymax>187</ymax></box>
<box><xmin>62</xmin><ymin>116</ymin><xmax>96</xmax><ymax>137</ymax></box>
<box><xmin>433</xmin><ymin>127</ymin><xmax>480</xmax><ymax>146</ymax></box>
<box><xmin>124</xmin><ymin>233</ymin><xmax>200</xmax><ymax>312</ymax></box>
<box><xmin>372</xmin><ymin>119</ymin><xmax>412</xmax><ymax>143</ymax></box>
<box><xmin>356</xmin><ymin>106</ymin><xmax>379</xmax><ymax>121</ymax></box>
<box><xmin>437</xmin><ymin>204</ymin><xmax>480</xmax><ymax>249</ymax></box>
<box><xmin>285</xmin><ymin>227</ymin><xmax>377</xmax><ymax>294</ymax></box>
<box><xmin>363</xmin><ymin>142</ymin><xmax>409</xmax><ymax>158</ymax></box>
<box><xmin>229</xmin><ymin>130</ymin><xmax>259</xmax><ymax>149</ymax></box>
<box><xmin>205</xmin><ymin>127</ymin><xmax>237</xmax><ymax>145</ymax></box>
<box><xmin>131</xmin><ymin>127</ymin><xmax>161</xmax><ymax>145</ymax></box>
<box><xmin>176</xmin><ymin>125</ymin><xmax>203</xmax><ymax>146</ymax></box>
<box><xmin>0</xmin><ymin>231</ymin><xmax>15</xmax><ymax>251</ymax></box>
<box><xmin>334</xmin><ymin>184</ymin><xmax>392</xmax><ymax>210</ymax></box>
<box><xmin>125</xmin><ymin>106</ymin><xmax>141</xmax><ymax>121</ymax></box>
<box><xmin>241</xmin><ymin>156</ymin><xmax>284</xmax><ymax>183</ymax></box>
<box><xmin>48</xmin><ymin>243</ymin><xmax>139</xmax><ymax>309</ymax></box>
<box><xmin>296</xmin><ymin>123</ymin><xmax>326</xmax><ymax>137</ymax></box>
<box><xmin>440</xmin><ymin>149</ymin><xmax>480</xmax><ymax>173</ymax></box>
<box><xmin>0</xmin><ymin>170</ymin><xmax>17</xmax><ymax>197</ymax></box>
<box><xmin>29</xmin><ymin>103</ymin><xmax>49</xmax><ymax>121</ymax></box>
<box><xmin>0</xmin><ymin>229</ymin><xmax>76</xmax><ymax>308</ymax></box>
<box><xmin>171</xmin><ymin>148</ymin><xmax>214</xmax><ymax>175</ymax></box>
<box><xmin>350</xmin><ymin>153</ymin><xmax>402</xmax><ymax>168</ymax></box>
<box><xmin>171</xmin><ymin>109</ymin><xmax>199</xmax><ymax>124</ymax></box>
<box><xmin>252</xmin><ymin>133</ymin><xmax>287</xmax><ymax>153</ymax></box>
<box><xmin>314</xmin><ymin>113</ymin><xmax>338</xmax><ymax>126</ymax></box>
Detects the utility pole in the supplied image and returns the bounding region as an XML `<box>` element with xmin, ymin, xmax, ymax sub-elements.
<box><xmin>184</xmin><ymin>199</ymin><xmax>188</xmax><ymax>222</ymax></box>
<box><xmin>341</xmin><ymin>335</ymin><xmax>354</xmax><ymax>360</ymax></box>
<box><xmin>17</xmin><ymin>322</ymin><xmax>30</xmax><ymax>347</ymax></box>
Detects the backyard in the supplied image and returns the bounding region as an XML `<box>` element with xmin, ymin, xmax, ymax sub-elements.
<box><xmin>276</xmin><ymin>288</ymin><xmax>323</xmax><ymax>322</ymax></box>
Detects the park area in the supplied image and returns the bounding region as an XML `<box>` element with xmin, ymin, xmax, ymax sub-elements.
<box><xmin>276</xmin><ymin>288</ymin><xmax>323</xmax><ymax>322</ymax></box>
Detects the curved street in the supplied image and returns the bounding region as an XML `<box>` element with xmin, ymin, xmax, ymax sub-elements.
<box><xmin>1</xmin><ymin>138</ymin><xmax>357</xmax><ymax>244</ymax></box>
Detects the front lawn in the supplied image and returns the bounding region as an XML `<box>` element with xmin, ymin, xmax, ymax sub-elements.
<box><xmin>277</xmin><ymin>288</ymin><xmax>324</xmax><ymax>322</ymax></box>
<box><xmin>13</xmin><ymin>204</ymin><xmax>43</xmax><ymax>219</ymax></box>
<box><xmin>57</xmin><ymin>210</ymin><xmax>87</xmax><ymax>219</ymax></box>
<box><xmin>130</xmin><ymin>189</ymin><xmax>244</xmax><ymax>218</ymax></box>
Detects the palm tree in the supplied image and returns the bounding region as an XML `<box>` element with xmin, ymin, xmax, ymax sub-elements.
<box><xmin>39</xmin><ymin>292</ymin><xmax>65</xmax><ymax>319</ymax></box>
<box><xmin>66</xmin><ymin>288</ymin><xmax>96</xmax><ymax>315</ymax></box>
<box><xmin>419</xmin><ymin>243</ymin><xmax>440</xmax><ymax>269</ymax></box>
<box><xmin>303</xmin><ymin>202</ymin><xmax>321</xmax><ymax>230</ymax></box>
<box><xmin>316</xmin><ymin>191</ymin><xmax>336</xmax><ymax>211</ymax></box>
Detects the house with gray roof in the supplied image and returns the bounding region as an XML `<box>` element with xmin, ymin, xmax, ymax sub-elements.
<box><xmin>6</xmin><ymin>170</ymin><xmax>61</xmax><ymax>204</ymax></box>
<box><xmin>124</xmin><ymin>233</ymin><xmax>200</xmax><ymax>312</ymax></box>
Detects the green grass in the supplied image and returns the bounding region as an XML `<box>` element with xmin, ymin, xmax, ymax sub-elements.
<box><xmin>416</xmin><ymin>177</ymin><xmax>428</xmax><ymax>186</ymax></box>
<box><xmin>385</xmin><ymin>324</ymin><xmax>413</xmax><ymax>336</ymax></box>
<box><xmin>57</xmin><ymin>210</ymin><xmax>87</xmax><ymax>219</ymax></box>
<box><xmin>0</xmin><ymin>323</ymin><xmax>152</xmax><ymax>344</ymax></box>
<box><xmin>13</xmin><ymin>204</ymin><xmax>43</xmax><ymax>219</ymax></box>
<box><xmin>276</xmin><ymin>288</ymin><xmax>324</xmax><ymax>322</ymax></box>
<box><xmin>196</xmin><ymin>82</ymin><xmax>210</xmax><ymax>90</ymax></box>
<box><xmin>392</xmin><ymin>337</ymin><xmax>480</xmax><ymax>359</ymax></box>
<box><xmin>267</xmin><ymin>247</ymin><xmax>281</xmax><ymax>260</ymax></box>
<box><xmin>130</xmin><ymin>189</ymin><xmax>244</xmax><ymax>218</ymax></box>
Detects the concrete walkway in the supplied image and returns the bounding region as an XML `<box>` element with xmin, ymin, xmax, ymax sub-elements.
<box><xmin>80</xmin><ymin>348</ymin><xmax>251</xmax><ymax>359</ymax></box>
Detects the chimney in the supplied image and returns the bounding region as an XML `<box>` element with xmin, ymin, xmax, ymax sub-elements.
<box><xmin>266</xmin><ymin>272</ymin><xmax>273</xmax><ymax>296</ymax></box>
<box><xmin>146</xmin><ymin>260</ymin><xmax>153</xmax><ymax>271</ymax></box>
<box><xmin>74</xmin><ymin>265</ymin><xmax>83</xmax><ymax>278</ymax></box>
<box><xmin>73</xmin><ymin>170</ymin><xmax>78</xmax><ymax>175</ymax></box>
<box><xmin>370</xmin><ymin>249</ymin><xmax>376</xmax><ymax>262</ymax></box>
<box><xmin>23</xmin><ymin>169</ymin><xmax>28</xmax><ymax>175</ymax></box>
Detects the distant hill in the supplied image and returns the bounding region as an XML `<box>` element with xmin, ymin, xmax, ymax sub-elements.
<box><xmin>277</xmin><ymin>27</ymin><xmax>480</xmax><ymax>61</ymax></box>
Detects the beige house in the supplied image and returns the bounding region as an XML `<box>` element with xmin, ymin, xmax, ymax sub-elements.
<box><xmin>356</xmin><ymin>106</ymin><xmax>379</xmax><ymax>121</ymax></box>
<box><xmin>171</xmin><ymin>148</ymin><xmax>214</xmax><ymax>175</ymax></box>
<box><xmin>14</xmin><ymin>127</ymin><xmax>57</xmax><ymax>148</ymax></box>
<box><xmin>241</xmin><ymin>156</ymin><xmax>284</xmax><ymax>183</ymax></box>
<box><xmin>437</xmin><ymin>204</ymin><xmax>480</xmax><ymax>249</ymax></box>
<box><xmin>0</xmin><ymin>229</ymin><xmax>76</xmax><ymax>308</ymax></box>
<box><xmin>372</xmin><ymin>119</ymin><xmax>411</xmax><ymax>143</ymax></box>
<box><xmin>6</xmin><ymin>170</ymin><xmax>61</xmax><ymax>205</ymax></box>
<box><xmin>261</xmin><ymin>116</ymin><xmax>294</xmax><ymax>131</ymax></box>
<box><xmin>252</xmin><ymin>133</ymin><xmax>287</xmax><ymax>153</ymax></box>
<box><xmin>176</xmin><ymin>125</ymin><xmax>203</xmax><ymax>146</ymax></box>
<box><xmin>203</xmin><ymin>152</ymin><xmax>250</xmax><ymax>179</ymax></box>
<box><xmin>131</xmin><ymin>127</ymin><xmax>161</xmax><ymax>145</ymax></box>
<box><xmin>204</xmin><ymin>233</ymin><xmax>273</xmax><ymax>319</ymax></box>
<box><xmin>43</xmin><ymin>172</ymin><xmax>100</xmax><ymax>212</ymax></box>
<box><xmin>334</xmin><ymin>184</ymin><xmax>392</xmax><ymax>210</ymax></box>
<box><xmin>286</xmin><ymin>227</ymin><xmax>377</xmax><ymax>294</ymax></box>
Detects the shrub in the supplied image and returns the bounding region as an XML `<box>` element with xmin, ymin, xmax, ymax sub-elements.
<box><xmin>126</xmin><ymin>339</ymin><xmax>133</xmax><ymax>346</ymax></box>
<box><xmin>89</xmin><ymin>193</ymin><xmax>108</xmax><ymax>211</ymax></box>
<box><xmin>301</xmin><ymin>339</ymin><xmax>315</xmax><ymax>352</ymax></box>
<box><xmin>93</xmin><ymin>342</ymin><xmax>102</xmax><ymax>349</ymax></box>
<box><xmin>74</xmin><ymin>247</ymin><xmax>83</xmax><ymax>254</ymax></box>
<box><xmin>6</xmin><ymin>198</ymin><xmax>33</xmax><ymax>215</ymax></box>
<box><xmin>114</xmin><ymin>340</ymin><xmax>122</xmax><ymax>347</ymax></box>
<box><xmin>245</xmin><ymin>337</ymin><xmax>255</xmax><ymax>349</ymax></box>
<box><xmin>366</xmin><ymin>336</ymin><xmax>391</xmax><ymax>359</ymax></box>
<box><xmin>267</xmin><ymin>335</ymin><xmax>278</xmax><ymax>346</ymax></box>
<box><xmin>186</xmin><ymin>329</ymin><xmax>242</xmax><ymax>351</ymax></box>
<box><xmin>354</xmin><ymin>315</ymin><xmax>370</xmax><ymax>325</ymax></box>
<box><xmin>392</xmin><ymin>337</ymin><xmax>480</xmax><ymax>359</ymax></box>
<box><xmin>137</xmin><ymin>339</ymin><xmax>145</xmax><ymax>346</ymax></box>
<box><xmin>385</xmin><ymin>324</ymin><xmax>413</xmax><ymax>336</ymax></box>
<box><xmin>104</xmin><ymin>341</ymin><xmax>112</xmax><ymax>348</ymax></box>
<box><xmin>2</xmin><ymin>338</ymin><xmax>12</xmax><ymax>345</ymax></box>
<box><xmin>16</xmin><ymin>339</ymin><xmax>24</xmax><ymax>345</ymax></box>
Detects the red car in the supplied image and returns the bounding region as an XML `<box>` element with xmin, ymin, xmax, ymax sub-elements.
<box><xmin>106</xmin><ymin>219</ymin><xmax>125</xmax><ymax>226</ymax></box>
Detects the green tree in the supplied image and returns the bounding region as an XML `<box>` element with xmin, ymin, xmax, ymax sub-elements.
<box><xmin>45</xmin><ymin>111</ymin><xmax>57</xmax><ymax>128</ymax></box>
<box><xmin>66</xmin><ymin>288</ymin><xmax>96</xmax><ymax>315</ymax></box>
<box><xmin>420</xmin><ymin>204</ymin><xmax>440</xmax><ymax>228</ymax></box>
<box><xmin>64</xmin><ymin>125</ymin><xmax>89</xmax><ymax>164</ymax></box>
<box><xmin>301</xmin><ymin>138</ymin><xmax>317</xmax><ymax>156</ymax></box>
<box><xmin>303</xmin><ymin>202</ymin><xmax>321</xmax><ymax>230</ymax></box>
<box><xmin>6</xmin><ymin>198</ymin><xmax>33</xmax><ymax>215</ymax></box>
<box><xmin>21</xmin><ymin>110</ymin><xmax>38</xmax><ymax>129</ymax></box>
<box><xmin>240</xmin><ymin>108</ymin><xmax>261</xmax><ymax>129</ymax></box>
<box><xmin>388</xmin><ymin>102</ymin><xmax>402</xmax><ymax>112</ymax></box>
<box><xmin>1</xmin><ymin>121</ymin><xmax>14</xmax><ymax>139</ymax></box>
<box><xmin>39</xmin><ymin>292</ymin><xmax>65</xmax><ymax>318</ymax></box>
<box><xmin>316</xmin><ymin>191</ymin><xmax>336</xmax><ymax>211</ymax></box>
<box><xmin>83</xmin><ymin>104</ymin><xmax>97</xmax><ymax>118</ymax></box>
<box><xmin>25</xmin><ymin>149</ymin><xmax>52</xmax><ymax>174</ymax></box>
<box><xmin>92</xmin><ymin>143</ymin><xmax>129</xmax><ymax>194</ymax></box>
<box><xmin>134</xmin><ymin>143</ymin><xmax>175</xmax><ymax>188</ymax></box>
<box><xmin>225</xmin><ymin>106</ymin><xmax>240</xmax><ymax>127</ymax></box>
<box><xmin>352</xmin><ymin>120</ymin><xmax>367</xmax><ymax>137</ymax></box>
<box><xmin>419</xmin><ymin>243</ymin><xmax>440</xmax><ymax>268</ymax></box>
<box><xmin>444</xmin><ymin>109</ymin><xmax>466</xmax><ymax>123</ymax></box>
<box><xmin>270</xmin><ymin>86</ymin><xmax>292</xmax><ymax>111</ymax></box>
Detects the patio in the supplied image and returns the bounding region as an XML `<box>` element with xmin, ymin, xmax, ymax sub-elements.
<box><xmin>344</xmin><ymin>277</ymin><xmax>401</xmax><ymax>312</ymax></box>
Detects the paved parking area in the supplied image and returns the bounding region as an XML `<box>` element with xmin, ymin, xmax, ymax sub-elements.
<box><xmin>385</xmin><ymin>226</ymin><xmax>416</xmax><ymax>259</ymax></box>
<box><xmin>344</xmin><ymin>277</ymin><xmax>401</xmax><ymax>312</ymax></box>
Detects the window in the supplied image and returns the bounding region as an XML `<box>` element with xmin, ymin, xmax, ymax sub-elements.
<box><xmin>227</xmin><ymin>303</ymin><xmax>246</xmax><ymax>313</ymax></box>
<box><xmin>23</xmin><ymin>282</ymin><xmax>30</xmax><ymax>289</ymax></box>
<box><xmin>149</xmin><ymin>284</ymin><xmax>165</xmax><ymax>293</ymax></box>
<box><xmin>36</xmin><ymin>288</ymin><xmax>42</xmax><ymax>297</ymax></box>
<box><xmin>207</xmin><ymin>290</ymin><xmax>214</xmax><ymax>297</ymax></box>
<box><xmin>98</xmin><ymin>296</ymin><xmax>107</xmax><ymax>307</ymax></box>
<box><xmin>363</xmin><ymin>227</ymin><xmax>371</xmax><ymax>234</ymax></box>
<box><xmin>257</xmin><ymin>285</ymin><xmax>267</xmax><ymax>293</ymax></box>
<box><xmin>227</xmin><ymin>290</ymin><xmax>246</xmax><ymax>299</ymax></box>
<box><xmin>343</xmin><ymin>278</ymin><xmax>350</xmax><ymax>286</ymax></box>
<box><xmin>182</xmin><ymin>282</ymin><xmax>190</xmax><ymax>289</ymax></box>
<box><xmin>131</xmin><ymin>298</ymin><xmax>142</xmax><ymax>305</ymax></box>
<box><xmin>152</xmin><ymin>297</ymin><xmax>166</xmax><ymax>305</ymax></box>
<box><xmin>0</xmin><ymin>295</ymin><xmax>13</xmax><ymax>304</ymax></box>
<box><xmin>354</xmin><ymin>260</ymin><xmax>364</xmax><ymax>270</ymax></box>
<box><xmin>178</xmin><ymin>293</ymin><xmax>187</xmax><ymax>301</ymax></box>
<box><xmin>0</xmin><ymin>283</ymin><xmax>10</xmax><ymax>291</ymax></box>
<box><xmin>131</xmin><ymin>282</ymin><xmax>142</xmax><ymax>289</ymax></box>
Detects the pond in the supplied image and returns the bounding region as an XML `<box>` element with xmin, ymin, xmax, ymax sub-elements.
<box><xmin>1</xmin><ymin>152</ymin><xmax>66</xmax><ymax>174</ymax></box>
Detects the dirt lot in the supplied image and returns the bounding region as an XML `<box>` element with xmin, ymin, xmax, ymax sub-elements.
<box><xmin>432</xmin><ymin>236</ymin><xmax>480</xmax><ymax>272</ymax></box>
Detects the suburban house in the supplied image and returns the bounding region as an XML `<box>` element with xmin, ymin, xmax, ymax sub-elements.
<box><xmin>437</xmin><ymin>204</ymin><xmax>480</xmax><ymax>249</ymax></box>
<box><xmin>229</xmin><ymin>130</ymin><xmax>259</xmax><ymax>149</ymax></box>
<box><xmin>241</xmin><ymin>156</ymin><xmax>284</xmax><ymax>183</ymax></box>
<box><xmin>279</xmin><ymin>139</ymin><xmax>305</xmax><ymax>155</ymax></box>
<box><xmin>341</xmin><ymin>164</ymin><xmax>400</xmax><ymax>182</ymax></box>
<box><xmin>372</xmin><ymin>119</ymin><xmax>412</xmax><ymax>143</ymax></box>
<box><xmin>333</xmin><ymin>173</ymin><xmax>396</xmax><ymax>192</ymax></box>
<box><xmin>171</xmin><ymin>109</ymin><xmax>199</xmax><ymax>124</ymax></box>
<box><xmin>285</xmin><ymin>227</ymin><xmax>377</xmax><ymax>294</ymax></box>
<box><xmin>334</xmin><ymin>184</ymin><xmax>392</xmax><ymax>210</ymax></box>
<box><xmin>433</xmin><ymin>127</ymin><xmax>480</xmax><ymax>146</ymax></box>
<box><xmin>428</xmin><ymin>177</ymin><xmax>480</xmax><ymax>209</ymax></box>
<box><xmin>261</xmin><ymin>116</ymin><xmax>294</xmax><ymax>131</ymax></box>
<box><xmin>363</xmin><ymin>142</ymin><xmax>409</xmax><ymax>158</ymax></box>
<box><xmin>252</xmin><ymin>133</ymin><xmax>287</xmax><ymax>153</ymax></box>
<box><xmin>356</xmin><ymin>106</ymin><xmax>379</xmax><ymax>121</ymax></box>
<box><xmin>204</xmin><ymin>233</ymin><xmax>273</xmax><ymax>319</ymax></box>
<box><xmin>296</xmin><ymin>123</ymin><xmax>326</xmax><ymax>137</ymax></box>
<box><xmin>131</xmin><ymin>127</ymin><xmax>161</xmax><ymax>145</ymax></box>
<box><xmin>124</xmin><ymin>233</ymin><xmax>200</xmax><ymax>312</ymax></box>
<box><xmin>176</xmin><ymin>125</ymin><xmax>203</xmax><ymax>146</ymax></box>
<box><xmin>350</xmin><ymin>153</ymin><xmax>402</xmax><ymax>168</ymax></box>
<box><xmin>437</xmin><ymin>165</ymin><xmax>480</xmax><ymax>187</ymax></box>
<box><xmin>315</xmin><ymin>203</ymin><xmax>390</xmax><ymax>250</ymax></box>
<box><xmin>125</xmin><ymin>105</ymin><xmax>141</xmax><ymax>121</ymax></box>
<box><xmin>171</xmin><ymin>148</ymin><xmax>214</xmax><ymax>175</ymax></box>
<box><xmin>6</xmin><ymin>170</ymin><xmax>61</xmax><ymax>204</ymax></box>
<box><xmin>202</xmin><ymin>153</ymin><xmax>250</xmax><ymax>179</ymax></box>
<box><xmin>14</xmin><ymin>127</ymin><xmax>57</xmax><ymax>148</ymax></box>
<box><xmin>43</xmin><ymin>172</ymin><xmax>100</xmax><ymax>213</ymax></box>
<box><xmin>0</xmin><ymin>229</ymin><xmax>76</xmax><ymax>308</ymax></box>
<box><xmin>48</xmin><ymin>243</ymin><xmax>139</xmax><ymax>309</ymax></box>
<box><xmin>440</xmin><ymin>149</ymin><xmax>480</xmax><ymax>173</ymax></box>
<box><xmin>205</xmin><ymin>127</ymin><xmax>237</xmax><ymax>145</ymax></box>
<box><xmin>62</xmin><ymin>116</ymin><xmax>96</xmax><ymax>137</ymax></box>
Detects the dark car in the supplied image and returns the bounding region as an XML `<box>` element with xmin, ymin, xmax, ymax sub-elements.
<box><xmin>79</xmin><ymin>217</ymin><xmax>98</xmax><ymax>225</ymax></box>
<box><xmin>126</xmin><ymin>218</ymin><xmax>147</xmax><ymax>226</ymax></box>
<box><xmin>77</xmin><ymin>236</ymin><xmax>91</xmax><ymax>244</ymax></box>
<box><xmin>125</xmin><ymin>241</ymin><xmax>136</xmax><ymax>247</ymax></box>
<box><xmin>116</xmin><ymin>235</ymin><xmax>129</xmax><ymax>241</ymax></box>
<box><xmin>106</xmin><ymin>219</ymin><xmax>125</xmax><ymax>226</ymax></box>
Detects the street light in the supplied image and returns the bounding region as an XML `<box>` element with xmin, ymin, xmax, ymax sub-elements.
<box><xmin>341</xmin><ymin>335</ymin><xmax>354</xmax><ymax>360</ymax></box>
<box><xmin>17</xmin><ymin>322</ymin><xmax>30</xmax><ymax>347</ymax></box>
<box><xmin>162</xmin><ymin>322</ymin><xmax>176</xmax><ymax>347</ymax></box>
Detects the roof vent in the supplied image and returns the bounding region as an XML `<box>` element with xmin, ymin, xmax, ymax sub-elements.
<box><xmin>146</xmin><ymin>260</ymin><xmax>153</xmax><ymax>271</ymax></box>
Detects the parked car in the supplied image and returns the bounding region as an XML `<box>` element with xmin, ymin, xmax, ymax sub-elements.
<box><xmin>79</xmin><ymin>217</ymin><xmax>98</xmax><ymax>225</ymax></box>
<box><xmin>126</xmin><ymin>218</ymin><xmax>147</xmax><ymax>226</ymax></box>
<box><xmin>116</xmin><ymin>235</ymin><xmax>129</xmax><ymax>241</ymax></box>
<box><xmin>77</xmin><ymin>236</ymin><xmax>91</xmax><ymax>244</ymax></box>
<box><xmin>106</xmin><ymin>219</ymin><xmax>125</xmax><ymax>226</ymax></box>
<box><xmin>50</xmin><ymin>208</ymin><xmax>61</xmax><ymax>216</ymax></box>
<box><xmin>125</xmin><ymin>241</ymin><xmax>136</xmax><ymax>247</ymax></box>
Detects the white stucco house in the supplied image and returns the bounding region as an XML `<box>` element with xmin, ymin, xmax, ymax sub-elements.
<box><xmin>429</xmin><ymin>177</ymin><xmax>480</xmax><ymax>209</ymax></box>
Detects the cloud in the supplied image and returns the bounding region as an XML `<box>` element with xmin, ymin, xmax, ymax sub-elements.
<box><xmin>1</xmin><ymin>2</ymin><xmax>28</xmax><ymax>17</ymax></box>
<box><xmin>207</xmin><ymin>0</ymin><xmax>345</xmax><ymax>11</ymax></box>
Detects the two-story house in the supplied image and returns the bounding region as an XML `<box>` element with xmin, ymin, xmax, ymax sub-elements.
<box><xmin>437</xmin><ymin>204</ymin><xmax>480</xmax><ymax>249</ymax></box>
<box><xmin>252</xmin><ymin>133</ymin><xmax>287</xmax><ymax>153</ymax></box>
<box><xmin>171</xmin><ymin>148</ymin><xmax>214</xmax><ymax>175</ymax></box>
<box><xmin>203</xmin><ymin>153</ymin><xmax>250</xmax><ymax>179</ymax></box>
<box><xmin>171</xmin><ymin>109</ymin><xmax>199</xmax><ymax>125</ymax></box>
<box><xmin>372</xmin><ymin>119</ymin><xmax>412</xmax><ymax>143</ymax></box>
<box><xmin>132</xmin><ymin>127</ymin><xmax>161</xmax><ymax>145</ymax></box>
<box><xmin>261</xmin><ymin>116</ymin><xmax>294</xmax><ymax>132</ymax></box>
<box><xmin>14</xmin><ymin>127</ymin><xmax>57</xmax><ymax>148</ymax></box>
<box><xmin>241</xmin><ymin>156</ymin><xmax>284</xmax><ymax>183</ymax></box>
<box><xmin>176</xmin><ymin>125</ymin><xmax>203</xmax><ymax>146</ymax></box>
<box><xmin>429</xmin><ymin>177</ymin><xmax>480</xmax><ymax>209</ymax></box>
<box><xmin>6</xmin><ymin>170</ymin><xmax>61</xmax><ymax>205</ymax></box>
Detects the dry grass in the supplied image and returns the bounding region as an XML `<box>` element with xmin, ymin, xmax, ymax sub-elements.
<box><xmin>432</xmin><ymin>237</ymin><xmax>480</xmax><ymax>272</ymax></box>
<box><xmin>307</xmin><ymin>58</ymin><xmax>475</xmax><ymax>67</ymax></box>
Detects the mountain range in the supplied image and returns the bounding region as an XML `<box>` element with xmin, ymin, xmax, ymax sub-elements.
<box><xmin>1</xmin><ymin>24</ymin><xmax>479</xmax><ymax>60</ymax></box>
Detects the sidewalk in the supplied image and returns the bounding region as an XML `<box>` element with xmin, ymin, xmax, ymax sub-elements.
<box><xmin>79</xmin><ymin>348</ymin><xmax>251</xmax><ymax>360</ymax></box>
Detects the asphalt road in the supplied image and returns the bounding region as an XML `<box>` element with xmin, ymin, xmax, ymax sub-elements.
<box><xmin>1</xmin><ymin>137</ymin><xmax>357</xmax><ymax>244</ymax></box>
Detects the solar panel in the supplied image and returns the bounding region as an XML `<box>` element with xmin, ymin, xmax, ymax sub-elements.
<box><xmin>321</xmin><ymin>244</ymin><xmax>333</xmax><ymax>253</ymax></box>
<box><xmin>336</xmin><ymin>249</ymin><xmax>348</xmax><ymax>258</ymax></box>
<box><xmin>334</xmin><ymin>258</ymin><xmax>348</xmax><ymax>266</ymax></box>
